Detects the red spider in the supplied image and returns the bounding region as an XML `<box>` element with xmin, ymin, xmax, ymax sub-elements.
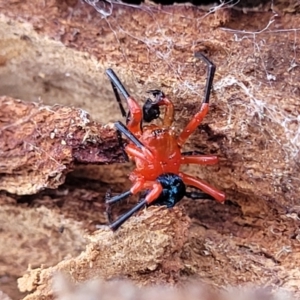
<box><xmin>105</xmin><ymin>53</ymin><xmax>225</xmax><ymax>230</ymax></box>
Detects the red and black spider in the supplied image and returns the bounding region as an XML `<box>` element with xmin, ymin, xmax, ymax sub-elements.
<box><xmin>105</xmin><ymin>53</ymin><xmax>225</xmax><ymax>230</ymax></box>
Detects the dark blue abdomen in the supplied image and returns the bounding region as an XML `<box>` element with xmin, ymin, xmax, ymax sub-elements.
<box><xmin>153</xmin><ymin>173</ymin><xmax>186</xmax><ymax>207</ymax></box>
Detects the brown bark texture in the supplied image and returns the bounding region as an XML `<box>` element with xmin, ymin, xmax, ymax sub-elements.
<box><xmin>0</xmin><ymin>96</ymin><xmax>123</xmax><ymax>195</ymax></box>
<box><xmin>0</xmin><ymin>1</ymin><xmax>300</xmax><ymax>299</ymax></box>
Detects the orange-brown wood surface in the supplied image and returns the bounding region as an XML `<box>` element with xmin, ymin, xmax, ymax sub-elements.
<box><xmin>0</xmin><ymin>1</ymin><xmax>299</xmax><ymax>299</ymax></box>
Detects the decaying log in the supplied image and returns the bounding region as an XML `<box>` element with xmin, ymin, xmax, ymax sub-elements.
<box><xmin>17</xmin><ymin>207</ymin><xmax>190</xmax><ymax>300</ymax></box>
<box><xmin>0</xmin><ymin>1</ymin><xmax>299</xmax><ymax>206</ymax></box>
<box><xmin>0</xmin><ymin>0</ymin><xmax>300</xmax><ymax>299</ymax></box>
<box><xmin>0</xmin><ymin>96</ymin><xmax>123</xmax><ymax>195</ymax></box>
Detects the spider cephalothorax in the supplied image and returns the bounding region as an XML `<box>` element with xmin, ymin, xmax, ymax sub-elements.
<box><xmin>105</xmin><ymin>53</ymin><xmax>225</xmax><ymax>230</ymax></box>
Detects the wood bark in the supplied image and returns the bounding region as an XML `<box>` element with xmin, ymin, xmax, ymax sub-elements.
<box><xmin>0</xmin><ymin>96</ymin><xmax>123</xmax><ymax>195</ymax></box>
<box><xmin>0</xmin><ymin>1</ymin><xmax>299</xmax><ymax>299</ymax></box>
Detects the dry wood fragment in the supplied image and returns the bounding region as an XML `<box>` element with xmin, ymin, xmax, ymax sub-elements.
<box><xmin>0</xmin><ymin>96</ymin><xmax>123</xmax><ymax>195</ymax></box>
<box><xmin>18</xmin><ymin>207</ymin><xmax>190</xmax><ymax>300</ymax></box>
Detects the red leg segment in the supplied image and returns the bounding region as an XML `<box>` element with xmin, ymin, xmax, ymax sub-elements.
<box><xmin>181</xmin><ymin>155</ymin><xmax>219</xmax><ymax>165</ymax></box>
<box><xmin>177</xmin><ymin>103</ymin><xmax>209</xmax><ymax>146</ymax></box>
<box><xmin>125</xmin><ymin>144</ymin><xmax>154</xmax><ymax>161</ymax></box>
<box><xmin>179</xmin><ymin>172</ymin><xmax>225</xmax><ymax>203</ymax></box>
<box><xmin>106</xmin><ymin>69</ymin><xmax>143</xmax><ymax>136</ymax></box>
<box><xmin>130</xmin><ymin>179</ymin><xmax>145</xmax><ymax>194</ymax></box>
<box><xmin>144</xmin><ymin>182</ymin><xmax>163</xmax><ymax>205</ymax></box>
<box><xmin>126</xmin><ymin>97</ymin><xmax>143</xmax><ymax>136</ymax></box>
<box><xmin>158</xmin><ymin>97</ymin><xmax>174</xmax><ymax>127</ymax></box>
<box><xmin>129</xmin><ymin>179</ymin><xmax>163</xmax><ymax>205</ymax></box>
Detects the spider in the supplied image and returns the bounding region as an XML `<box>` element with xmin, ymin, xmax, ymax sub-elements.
<box><xmin>105</xmin><ymin>53</ymin><xmax>225</xmax><ymax>230</ymax></box>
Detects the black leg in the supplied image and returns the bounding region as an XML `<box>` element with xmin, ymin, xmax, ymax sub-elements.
<box><xmin>105</xmin><ymin>189</ymin><xmax>132</xmax><ymax>204</ymax></box>
<box><xmin>116</xmin><ymin>129</ymin><xmax>129</xmax><ymax>162</ymax></box>
<box><xmin>115</xmin><ymin>121</ymin><xmax>145</xmax><ymax>150</ymax></box>
<box><xmin>106</xmin><ymin>68</ymin><xmax>129</xmax><ymax>118</ymax></box>
<box><xmin>109</xmin><ymin>198</ymin><xmax>148</xmax><ymax>231</ymax></box>
<box><xmin>105</xmin><ymin>189</ymin><xmax>132</xmax><ymax>224</ymax></box>
<box><xmin>194</xmin><ymin>53</ymin><xmax>216</xmax><ymax>104</ymax></box>
<box><xmin>185</xmin><ymin>189</ymin><xmax>215</xmax><ymax>201</ymax></box>
<box><xmin>105</xmin><ymin>189</ymin><xmax>114</xmax><ymax>223</ymax></box>
<box><xmin>106</xmin><ymin>202</ymin><xmax>113</xmax><ymax>224</ymax></box>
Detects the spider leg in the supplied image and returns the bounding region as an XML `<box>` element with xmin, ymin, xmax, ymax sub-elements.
<box><xmin>105</xmin><ymin>190</ymin><xmax>132</xmax><ymax>204</ymax></box>
<box><xmin>106</xmin><ymin>203</ymin><xmax>113</xmax><ymax>224</ymax></box>
<box><xmin>107</xmin><ymin>181</ymin><xmax>162</xmax><ymax>230</ymax></box>
<box><xmin>181</xmin><ymin>154</ymin><xmax>219</xmax><ymax>165</ymax></box>
<box><xmin>106</xmin><ymin>72</ymin><xmax>127</xmax><ymax>118</ymax></box>
<box><xmin>109</xmin><ymin>198</ymin><xmax>148</xmax><ymax>231</ymax></box>
<box><xmin>115</xmin><ymin>121</ymin><xmax>153</xmax><ymax>159</ymax></box>
<box><xmin>106</xmin><ymin>177</ymin><xmax>145</xmax><ymax>207</ymax></box>
<box><xmin>116</xmin><ymin>129</ymin><xmax>129</xmax><ymax>161</ymax></box>
<box><xmin>143</xmin><ymin>182</ymin><xmax>163</xmax><ymax>205</ymax></box>
<box><xmin>115</xmin><ymin>121</ymin><xmax>144</xmax><ymax>149</ymax></box>
<box><xmin>185</xmin><ymin>190</ymin><xmax>215</xmax><ymax>200</ymax></box>
<box><xmin>105</xmin><ymin>189</ymin><xmax>115</xmax><ymax>223</ymax></box>
<box><xmin>194</xmin><ymin>53</ymin><xmax>216</xmax><ymax>104</ymax></box>
<box><xmin>177</xmin><ymin>53</ymin><xmax>215</xmax><ymax>146</ymax></box>
<box><xmin>105</xmin><ymin>179</ymin><xmax>144</xmax><ymax>229</ymax></box>
<box><xmin>106</xmin><ymin>69</ymin><xmax>142</xmax><ymax>135</ymax></box>
<box><xmin>179</xmin><ymin>172</ymin><xmax>225</xmax><ymax>203</ymax></box>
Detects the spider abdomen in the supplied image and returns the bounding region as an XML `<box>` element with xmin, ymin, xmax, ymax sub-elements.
<box><xmin>153</xmin><ymin>173</ymin><xmax>186</xmax><ymax>207</ymax></box>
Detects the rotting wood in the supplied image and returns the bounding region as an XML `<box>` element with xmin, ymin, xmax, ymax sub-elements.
<box><xmin>0</xmin><ymin>96</ymin><xmax>123</xmax><ymax>195</ymax></box>
<box><xmin>0</xmin><ymin>0</ymin><xmax>300</xmax><ymax>299</ymax></box>
<box><xmin>18</xmin><ymin>206</ymin><xmax>190</xmax><ymax>300</ymax></box>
